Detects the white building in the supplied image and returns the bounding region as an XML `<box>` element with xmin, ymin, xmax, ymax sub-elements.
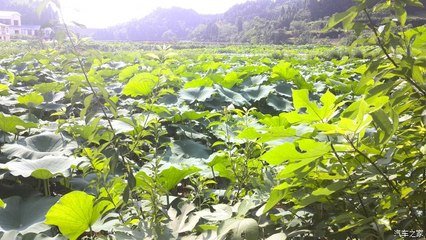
<box><xmin>0</xmin><ymin>23</ymin><xmax>10</xmax><ymax>41</ymax></box>
<box><xmin>0</xmin><ymin>10</ymin><xmax>49</xmax><ymax>41</ymax></box>
<box><xmin>0</xmin><ymin>11</ymin><xmax>21</xmax><ymax>35</ymax></box>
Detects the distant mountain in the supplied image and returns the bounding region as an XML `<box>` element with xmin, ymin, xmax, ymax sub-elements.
<box><xmin>93</xmin><ymin>7</ymin><xmax>218</xmax><ymax>41</ymax></box>
<box><xmin>90</xmin><ymin>0</ymin><xmax>347</xmax><ymax>42</ymax></box>
<box><xmin>87</xmin><ymin>0</ymin><xmax>426</xmax><ymax>43</ymax></box>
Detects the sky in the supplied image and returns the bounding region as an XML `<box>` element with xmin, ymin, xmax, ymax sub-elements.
<box><xmin>59</xmin><ymin>0</ymin><xmax>248</xmax><ymax>28</ymax></box>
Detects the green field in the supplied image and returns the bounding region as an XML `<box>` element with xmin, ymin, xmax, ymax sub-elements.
<box><xmin>0</xmin><ymin>3</ymin><xmax>426</xmax><ymax>238</ymax></box>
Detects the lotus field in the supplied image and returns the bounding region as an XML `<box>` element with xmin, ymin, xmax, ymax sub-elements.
<box><xmin>0</xmin><ymin>32</ymin><xmax>425</xmax><ymax>240</ymax></box>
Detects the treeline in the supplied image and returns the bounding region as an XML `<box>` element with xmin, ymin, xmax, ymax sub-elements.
<box><xmin>0</xmin><ymin>0</ymin><xmax>58</xmax><ymax>26</ymax></box>
<box><xmin>92</xmin><ymin>0</ymin><xmax>426</xmax><ymax>43</ymax></box>
<box><xmin>93</xmin><ymin>0</ymin><xmax>357</xmax><ymax>43</ymax></box>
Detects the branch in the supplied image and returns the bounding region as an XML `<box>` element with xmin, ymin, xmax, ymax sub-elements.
<box><xmin>347</xmin><ymin>138</ymin><xmax>422</xmax><ymax>227</ymax></box>
<box><xmin>363</xmin><ymin>9</ymin><xmax>426</xmax><ymax>96</ymax></box>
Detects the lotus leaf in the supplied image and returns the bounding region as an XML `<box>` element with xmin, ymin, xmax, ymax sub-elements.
<box><xmin>2</xmin><ymin>132</ymin><xmax>77</xmax><ymax>160</ymax></box>
<box><xmin>45</xmin><ymin>191</ymin><xmax>102</xmax><ymax>240</ymax></box>
<box><xmin>17</xmin><ymin>92</ymin><xmax>44</xmax><ymax>107</ymax></box>
<box><xmin>0</xmin><ymin>195</ymin><xmax>58</xmax><ymax>238</ymax></box>
<box><xmin>4</xmin><ymin>156</ymin><xmax>83</xmax><ymax>179</ymax></box>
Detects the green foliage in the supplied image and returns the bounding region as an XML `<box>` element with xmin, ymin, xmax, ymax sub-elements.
<box><xmin>4</xmin><ymin>156</ymin><xmax>82</xmax><ymax>179</ymax></box>
<box><xmin>0</xmin><ymin>84</ymin><xmax>8</xmax><ymax>95</ymax></box>
<box><xmin>122</xmin><ymin>73</ymin><xmax>159</xmax><ymax>97</ymax></box>
<box><xmin>0</xmin><ymin>1</ymin><xmax>425</xmax><ymax>237</ymax></box>
<box><xmin>0</xmin><ymin>113</ymin><xmax>37</xmax><ymax>134</ymax></box>
<box><xmin>45</xmin><ymin>191</ymin><xmax>101</xmax><ymax>240</ymax></box>
<box><xmin>0</xmin><ymin>195</ymin><xmax>59</xmax><ymax>238</ymax></box>
<box><xmin>17</xmin><ymin>92</ymin><xmax>44</xmax><ymax>107</ymax></box>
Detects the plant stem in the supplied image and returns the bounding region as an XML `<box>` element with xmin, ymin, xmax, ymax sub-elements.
<box><xmin>59</xmin><ymin>9</ymin><xmax>115</xmax><ymax>131</ymax></box>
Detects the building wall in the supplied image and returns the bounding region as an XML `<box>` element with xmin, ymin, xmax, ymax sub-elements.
<box><xmin>0</xmin><ymin>25</ymin><xmax>10</xmax><ymax>41</ymax></box>
<box><xmin>0</xmin><ymin>12</ymin><xmax>47</xmax><ymax>40</ymax></box>
<box><xmin>0</xmin><ymin>12</ymin><xmax>21</xmax><ymax>35</ymax></box>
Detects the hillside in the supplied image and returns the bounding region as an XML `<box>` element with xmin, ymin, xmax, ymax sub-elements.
<box><xmin>93</xmin><ymin>7</ymin><xmax>218</xmax><ymax>41</ymax></box>
<box><xmin>91</xmin><ymin>0</ymin><xmax>354</xmax><ymax>43</ymax></box>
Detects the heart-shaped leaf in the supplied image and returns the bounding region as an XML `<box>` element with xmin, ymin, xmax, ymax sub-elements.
<box><xmin>159</xmin><ymin>166</ymin><xmax>199</xmax><ymax>191</ymax></box>
<box><xmin>17</xmin><ymin>92</ymin><xmax>44</xmax><ymax>107</ymax></box>
<box><xmin>122</xmin><ymin>73</ymin><xmax>159</xmax><ymax>97</ymax></box>
<box><xmin>45</xmin><ymin>191</ymin><xmax>102</xmax><ymax>240</ymax></box>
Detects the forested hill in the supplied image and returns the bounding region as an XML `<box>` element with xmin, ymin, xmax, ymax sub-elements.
<box><xmin>0</xmin><ymin>0</ymin><xmax>58</xmax><ymax>25</ymax></box>
<box><xmin>92</xmin><ymin>0</ymin><xmax>357</xmax><ymax>42</ymax></box>
<box><xmin>91</xmin><ymin>0</ymin><xmax>426</xmax><ymax>43</ymax></box>
<box><xmin>93</xmin><ymin>8</ymin><xmax>219</xmax><ymax>41</ymax></box>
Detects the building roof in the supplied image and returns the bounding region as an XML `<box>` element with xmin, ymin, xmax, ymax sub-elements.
<box><xmin>0</xmin><ymin>11</ymin><xmax>21</xmax><ymax>18</ymax></box>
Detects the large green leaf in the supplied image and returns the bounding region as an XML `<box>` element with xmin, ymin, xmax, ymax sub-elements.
<box><xmin>311</xmin><ymin>182</ymin><xmax>346</xmax><ymax>196</ymax></box>
<box><xmin>217</xmin><ymin>218</ymin><xmax>259</xmax><ymax>240</ymax></box>
<box><xmin>271</xmin><ymin>61</ymin><xmax>302</xmax><ymax>82</ymax></box>
<box><xmin>118</xmin><ymin>65</ymin><xmax>139</xmax><ymax>82</ymax></box>
<box><xmin>0</xmin><ymin>195</ymin><xmax>58</xmax><ymax>237</ymax></box>
<box><xmin>45</xmin><ymin>191</ymin><xmax>101</xmax><ymax>240</ymax></box>
<box><xmin>17</xmin><ymin>92</ymin><xmax>44</xmax><ymax>107</ymax></box>
<box><xmin>241</xmin><ymin>85</ymin><xmax>274</xmax><ymax>102</ymax></box>
<box><xmin>216</xmin><ymin>71</ymin><xmax>245</xmax><ymax>88</ymax></box>
<box><xmin>261</xmin><ymin>139</ymin><xmax>330</xmax><ymax>167</ymax></box>
<box><xmin>285</xmin><ymin>89</ymin><xmax>337</xmax><ymax>123</ymax></box>
<box><xmin>122</xmin><ymin>73</ymin><xmax>159</xmax><ymax>97</ymax></box>
<box><xmin>215</xmin><ymin>85</ymin><xmax>250</xmax><ymax>106</ymax></box>
<box><xmin>179</xmin><ymin>87</ymin><xmax>216</xmax><ymax>103</ymax></box>
<box><xmin>33</xmin><ymin>82</ymin><xmax>65</xmax><ymax>94</ymax></box>
<box><xmin>371</xmin><ymin>109</ymin><xmax>395</xmax><ymax>144</ymax></box>
<box><xmin>169</xmin><ymin>140</ymin><xmax>211</xmax><ymax>160</ymax></box>
<box><xmin>4</xmin><ymin>156</ymin><xmax>83</xmax><ymax>179</ymax></box>
<box><xmin>266</xmin><ymin>232</ymin><xmax>287</xmax><ymax>240</ymax></box>
<box><xmin>168</xmin><ymin>203</ymin><xmax>200</xmax><ymax>237</ymax></box>
<box><xmin>184</xmin><ymin>77</ymin><xmax>214</xmax><ymax>89</ymax></box>
<box><xmin>0</xmin><ymin>113</ymin><xmax>37</xmax><ymax>134</ymax></box>
<box><xmin>159</xmin><ymin>166</ymin><xmax>199</xmax><ymax>191</ymax></box>
<box><xmin>324</xmin><ymin>6</ymin><xmax>359</xmax><ymax>31</ymax></box>
<box><xmin>2</xmin><ymin>132</ymin><xmax>77</xmax><ymax>160</ymax></box>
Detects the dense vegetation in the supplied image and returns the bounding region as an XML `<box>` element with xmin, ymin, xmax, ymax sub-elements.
<box><xmin>0</xmin><ymin>0</ymin><xmax>425</xmax><ymax>239</ymax></box>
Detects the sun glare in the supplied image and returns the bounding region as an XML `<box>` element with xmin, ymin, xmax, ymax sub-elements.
<box><xmin>60</xmin><ymin>0</ymin><xmax>247</xmax><ymax>28</ymax></box>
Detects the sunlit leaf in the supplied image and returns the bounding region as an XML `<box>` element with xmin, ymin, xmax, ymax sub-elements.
<box><xmin>159</xmin><ymin>166</ymin><xmax>199</xmax><ymax>191</ymax></box>
<box><xmin>18</xmin><ymin>92</ymin><xmax>44</xmax><ymax>107</ymax></box>
<box><xmin>122</xmin><ymin>73</ymin><xmax>159</xmax><ymax>97</ymax></box>
<box><xmin>0</xmin><ymin>113</ymin><xmax>37</xmax><ymax>134</ymax></box>
<box><xmin>45</xmin><ymin>191</ymin><xmax>101</xmax><ymax>240</ymax></box>
<box><xmin>261</xmin><ymin>139</ymin><xmax>330</xmax><ymax>166</ymax></box>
